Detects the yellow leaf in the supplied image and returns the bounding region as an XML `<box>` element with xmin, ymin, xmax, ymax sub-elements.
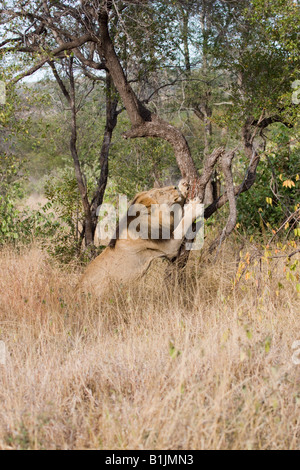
<box><xmin>283</xmin><ymin>180</ymin><xmax>295</xmax><ymax>188</ymax></box>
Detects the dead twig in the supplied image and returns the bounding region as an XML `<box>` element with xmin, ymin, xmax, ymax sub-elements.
<box><xmin>268</xmin><ymin>208</ymin><xmax>300</xmax><ymax>245</ymax></box>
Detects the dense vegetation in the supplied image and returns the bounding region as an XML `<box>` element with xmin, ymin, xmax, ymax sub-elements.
<box><xmin>0</xmin><ymin>0</ymin><xmax>298</xmax><ymax>259</ymax></box>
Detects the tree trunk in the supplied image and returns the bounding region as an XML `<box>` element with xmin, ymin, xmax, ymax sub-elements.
<box><xmin>69</xmin><ymin>61</ymin><xmax>94</xmax><ymax>248</ymax></box>
<box><xmin>90</xmin><ymin>72</ymin><xmax>118</xmax><ymax>236</ymax></box>
<box><xmin>180</xmin><ymin>4</ymin><xmax>191</xmax><ymax>73</ymax></box>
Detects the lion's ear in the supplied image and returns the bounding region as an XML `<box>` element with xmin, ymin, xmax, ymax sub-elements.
<box><xmin>130</xmin><ymin>192</ymin><xmax>145</xmax><ymax>206</ymax></box>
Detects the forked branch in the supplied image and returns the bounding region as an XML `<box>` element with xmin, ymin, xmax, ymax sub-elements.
<box><xmin>210</xmin><ymin>149</ymin><xmax>237</xmax><ymax>254</ymax></box>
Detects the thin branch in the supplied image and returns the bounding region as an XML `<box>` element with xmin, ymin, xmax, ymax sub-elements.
<box><xmin>266</xmin><ymin>249</ymin><xmax>300</xmax><ymax>260</ymax></box>
<box><xmin>77</xmin><ymin>81</ymin><xmax>95</xmax><ymax>112</ymax></box>
<box><xmin>9</xmin><ymin>34</ymin><xmax>95</xmax><ymax>84</ymax></box>
<box><xmin>80</xmin><ymin>66</ymin><xmax>106</xmax><ymax>82</ymax></box>
<box><xmin>48</xmin><ymin>60</ymin><xmax>71</xmax><ymax>104</ymax></box>
<box><xmin>268</xmin><ymin>208</ymin><xmax>300</xmax><ymax>245</ymax></box>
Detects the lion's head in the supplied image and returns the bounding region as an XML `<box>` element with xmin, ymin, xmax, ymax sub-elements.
<box><xmin>134</xmin><ymin>179</ymin><xmax>189</xmax><ymax>207</ymax></box>
<box><xmin>109</xmin><ymin>179</ymin><xmax>189</xmax><ymax>248</ymax></box>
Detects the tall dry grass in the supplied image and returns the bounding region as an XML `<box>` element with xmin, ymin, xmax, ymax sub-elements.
<box><xmin>0</xmin><ymin>243</ymin><xmax>299</xmax><ymax>450</ymax></box>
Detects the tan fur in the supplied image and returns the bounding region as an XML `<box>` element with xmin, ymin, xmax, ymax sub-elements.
<box><xmin>79</xmin><ymin>180</ymin><xmax>198</xmax><ymax>299</ymax></box>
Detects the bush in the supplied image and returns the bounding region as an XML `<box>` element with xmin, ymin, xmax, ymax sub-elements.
<box><xmin>237</xmin><ymin>124</ymin><xmax>300</xmax><ymax>240</ymax></box>
<box><xmin>0</xmin><ymin>153</ymin><xmax>61</xmax><ymax>249</ymax></box>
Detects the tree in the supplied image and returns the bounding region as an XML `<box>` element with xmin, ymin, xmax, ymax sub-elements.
<box><xmin>47</xmin><ymin>57</ymin><xmax>120</xmax><ymax>249</ymax></box>
<box><xmin>0</xmin><ymin>0</ymin><xmax>298</xmax><ymax>257</ymax></box>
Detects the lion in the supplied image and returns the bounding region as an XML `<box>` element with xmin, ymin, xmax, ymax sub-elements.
<box><xmin>79</xmin><ymin>179</ymin><xmax>202</xmax><ymax>298</ymax></box>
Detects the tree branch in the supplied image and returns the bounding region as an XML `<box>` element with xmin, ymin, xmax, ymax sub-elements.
<box><xmin>98</xmin><ymin>2</ymin><xmax>200</xmax><ymax>187</ymax></box>
<box><xmin>9</xmin><ymin>34</ymin><xmax>96</xmax><ymax>84</ymax></box>
<box><xmin>48</xmin><ymin>60</ymin><xmax>71</xmax><ymax>104</ymax></box>
<box><xmin>210</xmin><ymin>150</ymin><xmax>237</xmax><ymax>254</ymax></box>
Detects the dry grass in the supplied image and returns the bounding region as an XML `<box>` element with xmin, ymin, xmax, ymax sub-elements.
<box><xmin>0</xmin><ymin>243</ymin><xmax>299</xmax><ymax>450</ymax></box>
